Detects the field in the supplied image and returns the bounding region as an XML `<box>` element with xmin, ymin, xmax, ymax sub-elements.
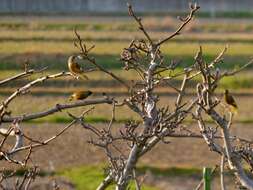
<box><xmin>1</xmin><ymin>15</ymin><xmax>253</xmax><ymax>189</ymax></box>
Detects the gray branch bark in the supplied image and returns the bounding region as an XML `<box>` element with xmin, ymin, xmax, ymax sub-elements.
<box><xmin>1</xmin><ymin>98</ymin><xmax>112</xmax><ymax>122</ymax></box>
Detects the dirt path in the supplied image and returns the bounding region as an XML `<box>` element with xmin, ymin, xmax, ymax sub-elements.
<box><xmin>1</xmin><ymin>122</ymin><xmax>251</xmax><ymax>189</ymax></box>
<box><xmin>1</xmin><ymin>123</ymin><xmax>252</xmax><ymax>170</ymax></box>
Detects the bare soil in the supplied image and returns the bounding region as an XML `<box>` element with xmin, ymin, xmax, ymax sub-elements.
<box><xmin>1</xmin><ymin>122</ymin><xmax>252</xmax><ymax>170</ymax></box>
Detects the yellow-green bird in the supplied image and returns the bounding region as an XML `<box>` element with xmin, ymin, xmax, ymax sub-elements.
<box><xmin>68</xmin><ymin>55</ymin><xmax>88</xmax><ymax>80</ymax></box>
<box><xmin>224</xmin><ymin>89</ymin><xmax>238</xmax><ymax>114</ymax></box>
<box><xmin>69</xmin><ymin>90</ymin><xmax>92</xmax><ymax>101</ymax></box>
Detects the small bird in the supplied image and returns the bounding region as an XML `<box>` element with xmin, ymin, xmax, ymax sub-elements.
<box><xmin>68</xmin><ymin>90</ymin><xmax>92</xmax><ymax>101</ymax></box>
<box><xmin>224</xmin><ymin>89</ymin><xmax>238</xmax><ymax>114</ymax></box>
<box><xmin>68</xmin><ymin>55</ymin><xmax>88</xmax><ymax>80</ymax></box>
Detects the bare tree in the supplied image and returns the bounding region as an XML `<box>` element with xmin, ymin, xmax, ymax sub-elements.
<box><xmin>0</xmin><ymin>61</ymin><xmax>113</xmax><ymax>189</ymax></box>
<box><xmin>1</xmin><ymin>3</ymin><xmax>253</xmax><ymax>190</ymax></box>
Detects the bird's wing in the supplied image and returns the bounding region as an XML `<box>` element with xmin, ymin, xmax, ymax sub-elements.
<box><xmin>228</xmin><ymin>96</ymin><xmax>238</xmax><ymax>108</ymax></box>
<box><xmin>79</xmin><ymin>92</ymin><xmax>88</xmax><ymax>99</ymax></box>
<box><xmin>72</xmin><ymin>62</ymin><xmax>83</xmax><ymax>73</ymax></box>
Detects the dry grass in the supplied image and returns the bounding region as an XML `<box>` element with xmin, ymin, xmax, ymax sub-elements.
<box><xmin>2</xmin><ymin>30</ymin><xmax>253</xmax><ymax>43</ymax></box>
<box><xmin>1</xmin><ymin>16</ymin><xmax>253</xmax><ymax>33</ymax></box>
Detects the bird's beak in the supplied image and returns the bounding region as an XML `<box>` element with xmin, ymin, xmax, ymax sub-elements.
<box><xmin>77</xmin><ymin>55</ymin><xmax>83</xmax><ymax>59</ymax></box>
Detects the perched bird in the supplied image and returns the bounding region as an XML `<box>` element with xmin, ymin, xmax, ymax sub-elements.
<box><xmin>68</xmin><ymin>55</ymin><xmax>88</xmax><ymax>80</ymax></box>
<box><xmin>69</xmin><ymin>90</ymin><xmax>92</xmax><ymax>101</ymax></box>
<box><xmin>224</xmin><ymin>89</ymin><xmax>238</xmax><ymax>114</ymax></box>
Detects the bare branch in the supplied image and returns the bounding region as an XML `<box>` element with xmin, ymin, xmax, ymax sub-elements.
<box><xmin>220</xmin><ymin>155</ymin><xmax>226</xmax><ymax>190</ymax></box>
<box><xmin>221</xmin><ymin>114</ymin><xmax>253</xmax><ymax>189</ymax></box>
<box><xmin>0</xmin><ymin>67</ymin><xmax>47</xmax><ymax>86</ymax></box>
<box><xmin>2</xmin><ymin>98</ymin><xmax>113</xmax><ymax>123</ymax></box>
<box><xmin>8</xmin><ymin>115</ymin><xmax>80</xmax><ymax>155</ymax></box>
<box><xmin>127</xmin><ymin>3</ymin><xmax>153</xmax><ymax>45</ymax></box>
<box><xmin>222</xmin><ymin>59</ymin><xmax>253</xmax><ymax>77</ymax></box>
<box><xmin>176</xmin><ymin>72</ymin><xmax>189</xmax><ymax>107</ymax></box>
<box><xmin>156</xmin><ymin>3</ymin><xmax>200</xmax><ymax>46</ymax></box>
<box><xmin>0</xmin><ymin>71</ymin><xmax>71</xmax><ymax>116</ymax></box>
<box><xmin>96</xmin><ymin>174</ymin><xmax>113</xmax><ymax>190</ymax></box>
<box><xmin>74</xmin><ymin>29</ymin><xmax>131</xmax><ymax>90</ymax></box>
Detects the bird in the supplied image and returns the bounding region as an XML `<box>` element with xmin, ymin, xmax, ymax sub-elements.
<box><xmin>68</xmin><ymin>90</ymin><xmax>92</xmax><ymax>101</ymax></box>
<box><xmin>224</xmin><ymin>89</ymin><xmax>238</xmax><ymax>114</ymax></box>
<box><xmin>68</xmin><ymin>55</ymin><xmax>88</xmax><ymax>80</ymax></box>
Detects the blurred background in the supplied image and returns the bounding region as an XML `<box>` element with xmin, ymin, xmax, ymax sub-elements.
<box><xmin>0</xmin><ymin>0</ymin><xmax>253</xmax><ymax>189</ymax></box>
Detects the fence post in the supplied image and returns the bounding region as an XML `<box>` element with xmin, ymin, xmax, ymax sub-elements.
<box><xmin>203</xmin><ymin>167</ymin><xmax>211</xmax><ymax>190</ymax></box>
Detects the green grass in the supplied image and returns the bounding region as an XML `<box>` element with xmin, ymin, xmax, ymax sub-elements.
<box><xmin>59</xmin><ymin>165</ymin><xmax>158</xmax><ymax>190</ymax></box>
<box><xmin>0</xmin><ymin>22</ymin><xmax>136</xmax><ymax>31</ymax></box>
<box><xmin>220</xmin><ymin>75</ymin><xmax>253</xmax><ymax>89</ymax></box>
<box><xmin>0</xmin><ymin>22</ymin><xmax>29</xmax><ymax>29</ymax></box>
<box><xmin>0</xmin><ymin>55</ymin><xmax>251</xmax><ymax>71</ymax></box>
<box><xmin>1</xmin><ymin>41</ymin><xmax>253</xmax><ymax>56</ymax></box>
<box><xmin>1</xmin><ymin>168</ymin><xmax>50</xmax><ymax>177</ymax></box>
<box><xmin>2</xmin><ymin>68</ymin><xmax>253</xmax><ymax>91</ymax></box>
<box><xmin>7</xmin><ymin>165</ymin><xmax>198</xmax><ymax>190</ymax></box>
<box><xmin>29</xmin><ymin>115</ymin><xmax>132</xmax><ymax>124</ymax></box>
<box><xmin>24</xmin><ymin>114</ymin><xmax>253</xmax><ymax>124</ymax></box>
<box><xmin>190</xmin><ymin>72</ymin><xmax>253</xmax><ymax>89</ymax></box>
<box><xmin>138</xmin><ymin>166</ymin><xmax>201</xmax><ymax>177</ymax></box>
<box><xmin>132</xmin><ymin>11</ymin><xmax>253</xmax><ymax>19</ymax></box>
<box><xmin>196</xmin><ymin>11</ymin><xmax>253</xmax><ymax>18</ymax></box>
<box><xmin>5</xmin><ymin>165</ymin><xmax>243</xmax><ymax>190</ymax></box>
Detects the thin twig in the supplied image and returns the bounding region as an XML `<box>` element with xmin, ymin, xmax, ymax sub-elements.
<box><xmin>156</xmin><ymin>3</ymin><xmax>200</xmax><ymax>46</ymax></box>
<box><xmin>0</xmin><ymin>72</ymin><xmax>71</xmax><ymax>115</ymax></box>
<box><xmin>127</xmin><ymin>3</ymin><xmax>153</xmax><ymax>45</ymax></box>
<box><xmin>0</xmin><ymin>67</ymin><xmax>47</xmax><ymax>86</ymax></box>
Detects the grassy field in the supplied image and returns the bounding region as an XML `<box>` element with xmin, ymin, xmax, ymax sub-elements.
<box><xmin>59</xmin><ymin>165</ymin><xmax>158</xmax><ymax>190</ymax></box>
<box><xmin>1</xmin><ymin>16</ymin><xmax>253</xmax><ymax>189</ymax></box>
<box><xmin>1</xmin><ymin>16</ymin><xmax>253</xmax><ymax>32</ymax></box>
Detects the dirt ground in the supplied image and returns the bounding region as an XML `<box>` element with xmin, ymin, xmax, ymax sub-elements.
<box><xmin>1</xmin><ymin>122</ymin><xmax>252</xmax><ymax>170</ymax></box>
<box><xmin>0</xmin><ymin>122</ymin><xmax>252</xmax><ymax>190</ymax></box>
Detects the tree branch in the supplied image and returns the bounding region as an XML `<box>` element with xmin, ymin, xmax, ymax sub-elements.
<box><xmin>220</xmin><ymin>155</ymin><xmax>226</xmax><ymax>190</ymax></box>
<box><xmin>0</xmin><ymin>71</ymin><xmax>71</xmax><ymax>115</ymax></box>
<box><xmin>156</xmin><ymin>3</ymin><xmax>200</xmax><ymax>46</ymax></box>
<box><xmin>1</xmin><ymin>98</ymin><xmax>113</xmax><ymax>122</ymax></box>
<box><xmin>0</xmin><ymin>67</ymin><xmax>47</xmax><ymax>86</ymax></box>
<box><xmin>220</xmin><ymin>114</ymin><xmax>253</xmax><ymax>190</ymax></box>
<box><xmin>96</xmin><ymin>174</ymin><xmax>113</xmax><ymax>190</ymax></box>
